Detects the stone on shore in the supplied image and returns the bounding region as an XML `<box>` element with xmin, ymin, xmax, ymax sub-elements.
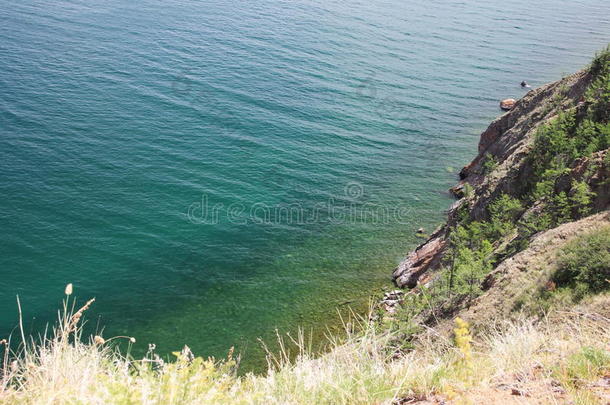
<box><xmin>500</xmin><ymin>98</ymin><xmax>516</xmax><ymax>110</ymax></box>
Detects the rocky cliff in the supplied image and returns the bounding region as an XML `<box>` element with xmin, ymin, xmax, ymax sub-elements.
<box><xmin>393</xmin><ymin>52</ymin><xmax>610</xmax><ymax>291</ymax></box>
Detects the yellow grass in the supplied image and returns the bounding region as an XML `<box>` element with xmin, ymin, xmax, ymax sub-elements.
<box><xmin>1</xmin><ymin>289</ymin><xmax>609</xmax><ymax>404</ymax></box>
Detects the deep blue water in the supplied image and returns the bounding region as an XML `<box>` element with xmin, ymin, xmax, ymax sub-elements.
<box><xmin>1</xmin><ymin>0</ymin><xmax>608</xmax><ymax>370</ymax></box>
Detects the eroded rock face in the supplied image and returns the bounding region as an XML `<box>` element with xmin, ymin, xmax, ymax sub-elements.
<box><xmin>393</xmin><ymin>230</ymin><xmax>447</xmax><ymax>288</ymax></box>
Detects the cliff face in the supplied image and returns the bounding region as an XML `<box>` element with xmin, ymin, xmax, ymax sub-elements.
<box><xmin>393</xmin><ymin>60</ymin><xmax>610</xmax><ymax>290</ymax></box>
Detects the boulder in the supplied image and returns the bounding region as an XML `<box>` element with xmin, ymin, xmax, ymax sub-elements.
<box><xmin>393</xmin><ymin>236</ymin><xmax>447</xmax><ymax>288</ymax></box>
<box><xmin>500</xmin><ymin>98</ymin><xmax>517</xmax><ymax>110</ymax></box>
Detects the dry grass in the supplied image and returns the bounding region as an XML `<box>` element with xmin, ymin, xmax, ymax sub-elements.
<box><xmin>0</xmin><ymin>289</ymin><xmax>609</xmax><ymax>404</ymax></box>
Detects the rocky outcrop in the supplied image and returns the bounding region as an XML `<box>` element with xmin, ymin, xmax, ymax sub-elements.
<box><xmin>392</xmin><ymin>67</ymin><xmax>603</xmax><ymax>288</ymax></box>
<box><xmin>393</xmin><ymin>228</ymin><xmax>447</xmax><ymax>288</ymax></box>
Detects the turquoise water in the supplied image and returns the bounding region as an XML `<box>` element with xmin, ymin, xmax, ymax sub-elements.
<box><xmin>1</xmin><ymin>0</ymin><xmax>608</xmax><ymax>370</ymax></box>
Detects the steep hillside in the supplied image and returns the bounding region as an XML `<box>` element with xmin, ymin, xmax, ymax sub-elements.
<box><xmin>393</xmin><ymin>48</ymin><xmax>609</xmax><ymax>295</ymax></box>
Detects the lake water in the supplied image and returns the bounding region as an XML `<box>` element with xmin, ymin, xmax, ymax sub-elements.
<box><xmin>1</xmin><ymin>0</ymin><xmax>608</xmax><ymax>371</ymax></box>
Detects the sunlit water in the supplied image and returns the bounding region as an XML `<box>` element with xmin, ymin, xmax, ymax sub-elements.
<box><xmin>1</xmin><ymin>0</ymin><xmax>608</xmax><ymax>371</ymax></box>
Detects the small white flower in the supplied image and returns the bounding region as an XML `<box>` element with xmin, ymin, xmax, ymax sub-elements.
<box><xmin>64</xmin><ymin>283</ymin><xmax>73</xmax><ymax>296</ymax></box>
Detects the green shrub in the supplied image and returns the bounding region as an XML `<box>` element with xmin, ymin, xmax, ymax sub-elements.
<box><xmin>553</xmin><ymin>226</ymin><xmax>610</xmax><ymax>293</ymax></box>
<box><xmin>551</xmin><ymin>191</ymin><xmax>572</xmax><ymax>224</ymax></box>
<box><xmin>488</xmin><ymin>194</ymin><xmax>523</xmax><ymax>237</ymax></box>
<box><xmin>587</xmin><ymin>46</ymin><xmax>610</xmax><ymax>122</ymax></box>
<box><xmin>481</xmin><ymin>153</ymin><xmax>498</xmax><ymax>175</ymax></box>
<box><xmin>450</xmin><ymin>240</ymin><xmax>493</xmax><ymax>299</ymax></box>
<box><xmin>558</xmin><ymin>346</ymin><xmax>610</xmax><ymax>387</ymax></box>
<box><xmin>569</xmin><ymin>181</ymin><xmax>594</xmax><ymax>217</ymax></box>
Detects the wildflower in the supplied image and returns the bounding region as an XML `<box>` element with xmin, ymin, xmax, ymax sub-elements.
<box><xmin>454</xmin><ymin>317</ymin><xmax>473</xmax><ymax>362</ymax></box>
<box><xmin>65</xmin><ymin>283</ymin><xmax>73</xmax><ymax>296</ymax></box>
<box><xmin>94</xmin><ymin>335</ymin><xmax>105</xmax><ymax>345</ymax></box>
<box><xmin>130</xmin><ymin>337</ymin><xmax>136</xmax><ymax>343</ymax></box>
<box><xmin>148</xmin><ymin>343</ymin><xmax>156</xmax><ymax>351</ymax></box>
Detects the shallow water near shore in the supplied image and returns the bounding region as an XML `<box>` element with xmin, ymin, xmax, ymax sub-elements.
<box><xmin>1</xmin><ymin>0</ymin><xmax>608</xmax><ymax>371</ymax></box>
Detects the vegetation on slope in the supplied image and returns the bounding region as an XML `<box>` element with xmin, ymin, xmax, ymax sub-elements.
<box><xmin>517</xmin><ymin>225</ymin><xmax>610</xmax><ymax>314</ymax></box>
<box><xmin>554</xmin><ymin>225</ymin><xmax>610</xmax><ymax>294</ymax></box>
